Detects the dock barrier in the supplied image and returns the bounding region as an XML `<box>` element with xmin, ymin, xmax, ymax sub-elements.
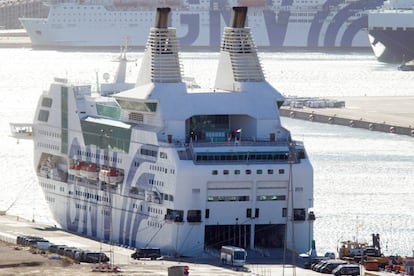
<box><xmin>280</xmin><ymin>108</ymin><xmax>414</xmax><ymax>137</ymax></box>
<box><xmin>0</xmin><ymin>231</ymin><xmax>17</xmax><ymax>245</ymax></box>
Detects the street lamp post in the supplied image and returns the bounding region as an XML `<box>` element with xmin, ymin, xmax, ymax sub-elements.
<box><xmin>100</xmin><ymin>129</ymin><xmax>115</xmax><ymax>267</ymax></box>
<box><xmin>283</xmin><ymin>145</ymin><xmax>296</xmax><ymax>276</ymax></box>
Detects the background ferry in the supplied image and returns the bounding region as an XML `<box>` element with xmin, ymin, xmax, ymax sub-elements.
<box><xmin>368</xmin><ymin>0</ymin><xmax>414</xmax><ymax>63</ymax></box>
<box><xmin>19</xmin><ymin>0</ymin><xmax>383</xmax><ymax>49</ymax></box>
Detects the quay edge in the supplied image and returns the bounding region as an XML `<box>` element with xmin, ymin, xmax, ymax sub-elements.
<box><xmin>280</xmin><ymin>96</ymin><xmax>414</xmax><ymax>137</ymax></box>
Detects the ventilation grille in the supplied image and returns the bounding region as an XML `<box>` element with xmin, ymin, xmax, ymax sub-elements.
<box><xmin>221</xmin><ymin>28</ymin><xmax>264</xmax><ymax>82</ymax></box>
<box><xmin>146</xmin><ymin>28</ymin><xmax>183</xmax><ymax>83</ymax></box>
<box><xmin>129</xmin><ymin>112</ymin><xmax>144</xmax><ymax>122</ymax></box>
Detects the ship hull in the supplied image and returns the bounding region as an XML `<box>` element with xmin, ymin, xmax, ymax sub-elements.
<box><xmin>37</xmin><ymin>155</ymin><xmax>313</xmax><ymax>257</ymax></box>
<box><xmin>367</xmin><ymin>3</ymin><xmax>414</xmax><ymax>64</ymax></box>
<box><xmin>32</xmin><ymin>80</ymin><xmax>315</xmax><ymax>257</ymax></box>
<box><xmin>39</xmin><ymin>178</ymin><xmax>203</xmax><ymax>254</ymax></box>
<box><xmin>368</xmin><ymin>29</ymin><xmax>414</xmax><ymax>63</ymax></box>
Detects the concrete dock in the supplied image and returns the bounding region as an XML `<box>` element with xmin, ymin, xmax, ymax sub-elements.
<box><xmin>0</xmin><ymin>214</ymin><xmax>396</xmax><ymax>275</ymax></box>
<box><xmin>281</xmin><ymin>96</ymin><xmax>414</xmax><ymax>137</ymax></box>
<box><xmin>0</xmin><ymin>214</ymin><xmax>327</xmax><ymax>275</ymax></box>
<box><xmin>0</xmin><ymin>29</ymin><xmax>31</xmax><ymax>48</ymax></box>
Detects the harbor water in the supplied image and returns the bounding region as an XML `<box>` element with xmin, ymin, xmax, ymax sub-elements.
<box><xmin>0</xmin><ymin>48</ymin><xmax>413</xmax><ymax>257</ymax></box>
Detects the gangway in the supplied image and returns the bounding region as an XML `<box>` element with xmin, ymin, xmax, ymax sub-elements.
<box><xmin>9</xmin><ymin>123</ymin><xmax>33</xmax><ymax>143</ymax></box>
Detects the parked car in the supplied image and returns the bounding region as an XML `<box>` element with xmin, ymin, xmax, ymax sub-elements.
<box><xmin>63</xmin><ymin>247</ymin><xmax>80</xmax><ymax>258</ymax></box>
<box><xmin>80</xmin><ymin>251</ymin><xmax>110</xmax><ymax>263</ymax></box>
<box><xmin>17</xmin><ymin>235</ymin><xmax>45</xmax><ymax>246</ymax></box>
<box><xmin>313</xmin><ymin>260</ymin><xmax>329</xmax><ymax>272</ymax></box>
<box><xmin>302</xmin><ymin>255</ymin><xmax>329</xmax><ymax>269</ymax></box>
<box><xmin>57</xmin><ymin>245</ymin><xmax>69</xmax><ymax>256</ymax></box>
<box><xmin>333</xmin><ymin>264</ymin><xmax>361</xmax><ymax>276</ymax></box>
<box><xmin>131</xmin><ymin>248</ymin><xmax>161</xmax><ymax>260</ymax></box>
<box><xmin>48</xmin><ymin>244</ymin><xmax>65</xmax><ymax>254</ymax></box>
<box><xmin>319</xmin><ymin>260</ymin><xmax>348</xmax><ymax>274</ymax></box>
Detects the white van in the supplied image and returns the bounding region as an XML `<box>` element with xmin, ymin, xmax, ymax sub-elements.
<box><xmin>220</xmin><ymin>246</ymin><xmax>247</xmax><ymax>267</ymax></box>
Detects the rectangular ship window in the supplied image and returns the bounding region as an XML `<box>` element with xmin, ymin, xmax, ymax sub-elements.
<box><xmin>187</xmin><ymin>210</ymin><xmax>202</xmax><ymax>223</ymax></box>
<box><xmin>38</xmin><ymin>110</ymin><xmax>49</xmax><ymax>122</ymax></box>
<box><xmin>294</xmin><ymin>209</ymin><xmax>306</xmax><ymax>221</ymax></box>
<box><xmin>41</xmin><ymin>97</ymin><xmax>53</xmax><ymax>107</ymax></box>
<box><xmin>165</xmin><ymin>209</ymin><xmax>184</xmax><ymax>222</ymax></box>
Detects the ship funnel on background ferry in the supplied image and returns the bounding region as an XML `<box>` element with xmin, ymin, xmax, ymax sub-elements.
<box><xmin>136</xmin><ymin>7</ymin><xmax>182</xmax><ymax>86</ymax></box>
<box><xmin>214</xmin><ymin>6</ymin><xmax>265</xmax><ymax>91</ymax></box>
<box><xmin>230</xmin><ymin>6</ymin><xmax>247</xmax><ymax>28</ymax></box>
<box><xmin>155</xmin><ymin>7</ymin><xmax>170</xmax><ymax>29</ymax></box>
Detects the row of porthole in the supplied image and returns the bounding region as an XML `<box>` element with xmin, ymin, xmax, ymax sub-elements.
<box><xmin>212</xmin><ymin>168</ymin><xmax>285</xmax><ymax>175</ymax></box>
<box><xmin>40</xmin><ymin>181</ymin><xmax>56</xmax><ymax>191</ymax></box>
<box><xmin>45</xmin><ymin>195</ymin><xmax>56</xmax><ymax>203</ymax></box>
<box><xmin>76</xmin><ymin>150</ymin><xmax>122</xmax><ymax>164</ymax></box>
<box><xmin>149</xmin><ymin>164</ymin><xmax>175</xmax><ymax>175</ymax></box>
<box><xmin>38</xmin><ymin>129</ymin><xmax>60</xmax><ymax>138</ymax></box>
<box><xmin>37</xmin><ymin>142</ymin><xmax>59</xmax><ymax>151</ymax></box>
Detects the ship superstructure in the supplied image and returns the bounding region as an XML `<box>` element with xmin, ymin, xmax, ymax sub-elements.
<box><xmin>20</xmin><ymin>0</ymin><xmax>382</xmax><ymax>49</ymax></box>
<box><xmin>368</xmin><ymin>0</ymin><xmax>414</xmax><ymax>63</ymax></box>
<box><xmin>33</xmin><ymin>6</ymin><xmax>315</xmax><ymax>257</ymax></box>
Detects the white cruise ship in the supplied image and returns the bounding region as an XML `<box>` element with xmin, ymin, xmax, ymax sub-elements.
<box><xmin>32</xmin><ymin>6</ymin><xmax>315</xmax><ymax>257</ymax></box>
<box><xmin>20</xmin><ymin>0</ymin><xmax>383</xmax><ymax>49</ymax></box>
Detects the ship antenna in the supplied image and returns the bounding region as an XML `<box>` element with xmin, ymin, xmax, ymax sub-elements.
<box><xmin>96</xmin><ymin>70</ymin><xmax>100</xmax><ymax>94</ymax></box>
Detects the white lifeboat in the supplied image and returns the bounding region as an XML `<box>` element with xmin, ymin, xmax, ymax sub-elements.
<box><xmin>99</xmin><ymin>167</ymin><xmax>123</xmax><ymax>185</ymax></box>
<box><xmin>107</xmin><ymin>167</ymin><xmax>118</xmax><ymax>185</ymax></box>
<box><xmin>79</xmin><ymin>162</ymin><xmax>89</xmax><ymax>178</ymax></box>
<box><xmin>74</xmin><ymin>161</ymin><xmax>85</xmax><ymax>177</ymax></box>
<box><xmin>86</xmin><ymin>163</ymin><xmax>99</xmax><ymax>180</ymax></box>
<box><xmin>99</xmin><ymin>168</ymin><xmax>109</xmax><ymax>183</ymax></box>
<box><xmin>68</xmin><ymin>161</ymin><xmax>77</xmax><ymax>175</ymax></box>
